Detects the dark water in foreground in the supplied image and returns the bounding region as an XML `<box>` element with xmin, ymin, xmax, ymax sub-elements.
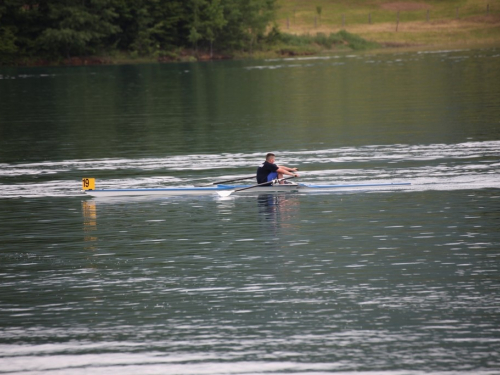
<box><xmin>1</xmin><ymin>48</ymin><xmax>500</xmax><ymax>374</ymax></box>
<box><xmin>2</xmin><ymin>191</ymin><xmax>500</xmax><ymax>374</ymax></box>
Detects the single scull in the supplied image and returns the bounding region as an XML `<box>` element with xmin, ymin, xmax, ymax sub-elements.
<box><xmin>81</xmin><ymin>178</ymin><xmax>410</xmax><ymax>197</ymax></box>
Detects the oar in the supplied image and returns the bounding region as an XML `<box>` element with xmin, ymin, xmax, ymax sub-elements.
<box><xmin>197</xmin><ymin>175</ymin><xmax>255</xmax><ymax>186</ymax></box>
<box><xmin>217</xmin><ymin>176</ymin><xmax>296</xmax><ymax>197</ymax></box>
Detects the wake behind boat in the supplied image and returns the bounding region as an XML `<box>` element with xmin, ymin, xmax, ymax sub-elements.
<box><xmin>81</xmin><ymin>178</ymin><xmax>411</xmax><ymax>197</ymax></box>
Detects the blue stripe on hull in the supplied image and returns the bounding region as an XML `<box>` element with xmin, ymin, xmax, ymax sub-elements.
<box><xmin>303</xmin><ymin>182</ymin><xmax>411</xmax><ymax>188</ymax></box>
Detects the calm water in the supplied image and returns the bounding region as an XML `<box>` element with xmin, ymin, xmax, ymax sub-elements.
<box><xmin>1</xmin><ymin>48</ymin><xmax>500</xmax><ymax>374</ymax></box>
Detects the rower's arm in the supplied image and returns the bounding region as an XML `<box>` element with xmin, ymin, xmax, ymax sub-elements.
<box><xmin>278</xmin><ymin>165</ymin><xmax>298</xmax><ymax>172</ymax></box>
<box><xmin>277</xmin><ymin>167</ymin><xmax>299</xmax><ymax>177</ymax></box>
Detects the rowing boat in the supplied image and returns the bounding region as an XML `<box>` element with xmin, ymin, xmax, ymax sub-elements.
<box><xmin>81</xmin><ymin>178</ymin><xmax>410</xmax><ymax>197</ymax></box>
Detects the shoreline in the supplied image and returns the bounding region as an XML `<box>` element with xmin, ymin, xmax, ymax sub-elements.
<box><xmin>6</xmin><ymin>41</ymin><xmax>499</xmax><ymax>68</ymax></box>
<box><xmin>4</xmin><ymin>28</ymin><xmax>500</xmax><ymax>68</ymax></box>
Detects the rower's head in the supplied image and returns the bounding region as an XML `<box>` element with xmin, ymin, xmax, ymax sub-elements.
<box><xmin>266</xmin><ymin>153</ymin><xmax>275</xmax><ymax>162</ymax></box>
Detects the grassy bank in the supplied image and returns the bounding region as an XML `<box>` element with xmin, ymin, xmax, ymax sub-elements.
<box><xmin>276</xmin><ymin>0</ymin><xmax>500</xmax><ymax>48</ymax></box>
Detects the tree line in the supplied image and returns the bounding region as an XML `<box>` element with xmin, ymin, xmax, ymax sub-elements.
<box><xmin>0</xmin><ymin>0</ymin><xmax>277</xmax><ymax>64</ymax></box>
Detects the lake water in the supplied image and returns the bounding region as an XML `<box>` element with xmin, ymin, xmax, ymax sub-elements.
<box><xmin>1</xmin><ymin>48</ymin><xmax>500</xmax><ymax>374</ymax></box>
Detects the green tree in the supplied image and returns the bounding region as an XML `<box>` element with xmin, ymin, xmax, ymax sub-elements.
<box><xmin>113</xmin><ymin>0</ymin><xmax>187</xmax><ymax>56</ymax></box>
<box><xmin>219</xmin><ymin>0</ymin><xmax>276</xmax><ymax>53</ymax></box>
<box><xmin>0</xmin><ymin>26</ymin><xmax>18</xmax><ymax>64</ymax></box>
<box><xmin>202</xmin><ymin>0</ymin><xmax>227</xmax><ymax>57</ymax></box>
<box><xmin>187</xmin><ymin>0</ymin><xmax>227</xmax><ymax>56</ymax></box>
<box><xmin>37</xmin><ymin>0</ymin><xmax>120</xmax><ymax>59</ymax></box>
<box><xmin>245</xmin><ymin>0</ymin><xmax>276</xmax><ymax>53</ymax></box>
<box><xmin>0</xmin><ymin>1</ymin><xmax>21</xmax><ymax>63</ymax></box>
<box><xmin>0</xmin><ymin>0</ymin><xmax>49</xmax><ymax>63</ymax></box>
<box><xmin>0</xmin><ymin>0</ymin><xmax>278</xmax><ymax>64</ymax></box>
<box><xmin>188</xmin><ymin>0</ymin><xmax>203</xmax><ymax>53</ymax></box>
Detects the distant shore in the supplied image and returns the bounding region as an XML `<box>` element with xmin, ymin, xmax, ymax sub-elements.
<box><xmin>11</xmin><ymin>38</ymin><xmax>499</xmax><ymax>68</ymax></box>
<box><xmin>37</xmin><ymin>41</ymin><xmax>500</xmax><ymax>67</ymax></box>
<box><xmin>14</xmin><ymin>38</ymin><xmax>500</xmax><ymax>68</ymax></box>
<box><xmin>6</xmin><ymin>0</ymin><xmax>500</xmax><ymax>68</ymax></box>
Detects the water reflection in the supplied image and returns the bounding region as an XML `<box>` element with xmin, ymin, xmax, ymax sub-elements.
<box><xmin>257</xmin><ymin>193</ymin><xmax>300</xmax><ymax>235</ymax></box>
<box><xmin>82</xmin><ymin>200</ymin><xmax>97</xmax><ymax>250</ymax></box>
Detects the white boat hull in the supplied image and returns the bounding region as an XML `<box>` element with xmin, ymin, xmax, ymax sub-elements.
<box><xmin>82</xmin><ymin>182</ymin><xmax>410</xmax><ymax>197</ymax></box>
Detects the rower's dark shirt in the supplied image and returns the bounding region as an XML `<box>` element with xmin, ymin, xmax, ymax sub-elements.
<box><xmin>256</xmin><ymin>161</ymin><xmax>278</xmax><ymax>184</ymax></box>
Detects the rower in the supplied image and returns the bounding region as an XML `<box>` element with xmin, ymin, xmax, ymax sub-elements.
<box><xmin>256</xmin><ymin>153</ymin><xmax>299</xmax><ymax>185</ymax></box>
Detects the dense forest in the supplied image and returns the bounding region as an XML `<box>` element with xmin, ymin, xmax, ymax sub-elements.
<box><xmin>0</xmin><ymin>0</ymin><xmax>279</xmax><ymax>64</ymax></box>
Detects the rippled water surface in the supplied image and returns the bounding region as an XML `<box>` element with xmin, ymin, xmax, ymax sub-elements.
<box><xmin>1</xmin><ymin>48</ymin><xmax>500</xmax><ymax>374</ymax></box>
